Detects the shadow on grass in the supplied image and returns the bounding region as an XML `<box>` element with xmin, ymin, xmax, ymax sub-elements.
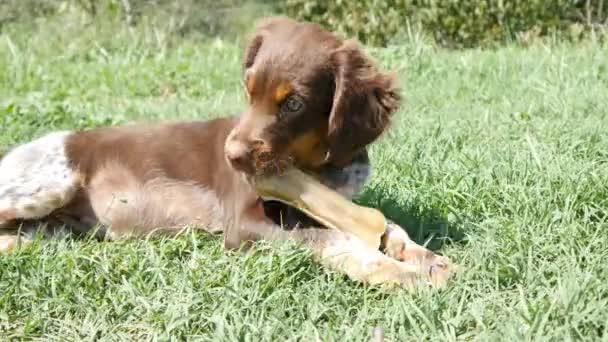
<box><xmin>355</xmin><ymin>187</ymin><xmax>467</xmax><ymax>252</ymax></box>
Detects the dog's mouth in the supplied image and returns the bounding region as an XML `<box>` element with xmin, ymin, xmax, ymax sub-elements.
<box><xmin>247</xmin><ymin>150</ymin><xmax>317</xmax><ymax>228</ymax></box>
<box><xmin>251</xmin><ymin>148</ymin><xmax>293</xmax><ymax>177</ymax></box>
<box><xmin>242</xmin><ymin>150</ymin><xmax>328</xmax><ymax>230</ymax></box>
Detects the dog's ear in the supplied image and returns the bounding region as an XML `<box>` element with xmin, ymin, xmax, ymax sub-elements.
<box><xmin>243</xmin><ymin>34</ymin><xmax>263</xmax><ymax>71</ymax></box>
<box><xmin>243</xmin><ymin>16</ymin><xmax>294</xmax><ymax>72</ymax></box>
<box><xmin>326</xmin><ymin>40</ymin><xmax>401</xmax><ymax>166</ymax></box>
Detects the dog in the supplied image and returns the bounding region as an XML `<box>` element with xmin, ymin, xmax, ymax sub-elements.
<box><xmin>0</xmin><ymin>17</ymin><xmax>449</xmax><ymax>287</ymax></box>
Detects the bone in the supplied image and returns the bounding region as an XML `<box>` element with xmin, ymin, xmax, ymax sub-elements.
<box><xmin>253</xmin><ymin>168</ymin><xmax>386</xmax><ymax>249</ymax></box>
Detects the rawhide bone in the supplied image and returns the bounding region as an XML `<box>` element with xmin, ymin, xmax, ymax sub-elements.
<box><xmin>253</xmin><ymin>168</ymin><xmax>386</xmax><ymax>249</ymax></box>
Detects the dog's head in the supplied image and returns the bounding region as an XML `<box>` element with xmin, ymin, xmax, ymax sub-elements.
<box><xmin>225</xmin><ymin>16</ymin><xmax>401</xmax><ymax>176</ymax></box>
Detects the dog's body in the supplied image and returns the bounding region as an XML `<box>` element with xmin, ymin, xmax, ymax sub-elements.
<box><xmin>0</xmin><ymin>17</ymin><xmax>449</xmax><ymax>287</ymax></box>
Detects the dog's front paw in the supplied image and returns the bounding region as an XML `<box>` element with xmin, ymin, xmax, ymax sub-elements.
<box><xmin>361</xmin><ymin>256</ymin><xmax>449</xmax><ymax>288</ymax></box>
<box><xmin>381</xmin><ymin>222</ymin><xmax>453</xmax><ymax>287</ymax></box>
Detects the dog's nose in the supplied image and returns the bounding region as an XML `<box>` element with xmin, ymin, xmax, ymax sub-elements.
<box><xmin>225</xmin><ymin>141</ymin><xmax>252</xmax><ymax>173</ymax></box>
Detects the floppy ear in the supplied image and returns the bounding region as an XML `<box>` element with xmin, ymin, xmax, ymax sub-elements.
<box><xmin>241</xmin><ymin>20</ymin><xmax>270</xmax><ymax>99</ymax></box>
<box><xmin>243</xmin><ymin>33</ymin><xmax>263</xmax><ymax>73</ymax></box>
<box><xmin>326</xmin><ymin>40</ymin><xmax>401</xmax><ymax>166</ymax></box>
<box><xmin>243</xmin><ymin>16</ymin><xmax>294</xmax><ymax>73</ymax></box>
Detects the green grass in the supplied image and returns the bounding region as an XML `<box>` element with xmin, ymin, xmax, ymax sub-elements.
<box><xmin>1</xmin><ymin>14</ymin><xmax>608</xmax><ymax>341</ymax></box>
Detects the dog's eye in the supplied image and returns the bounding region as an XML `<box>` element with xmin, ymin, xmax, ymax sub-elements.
<box><xmin>280</xmin><ymin>96</ymin><xmax>305</xmax><ymax>114</ymax></box>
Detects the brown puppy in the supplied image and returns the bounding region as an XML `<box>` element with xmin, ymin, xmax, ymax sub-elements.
<box><xmin>0</xmin><ymin>17</ymin><xmax>449</xmax><ymax>287</ymax></box>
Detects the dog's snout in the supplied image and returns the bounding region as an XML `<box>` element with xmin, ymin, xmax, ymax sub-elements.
<box><xmin>225</xmin><ymin>140</ymin><xmax>252</xmax><ymax>172</ymax></box>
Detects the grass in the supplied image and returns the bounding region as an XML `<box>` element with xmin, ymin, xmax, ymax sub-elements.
<box><xmin>1</xmin><ymin>12</ymin><xmax>608</xmax><ymax>341</ymax></box>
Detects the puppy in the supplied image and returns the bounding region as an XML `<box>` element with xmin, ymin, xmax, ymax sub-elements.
<box><xmin>0</xmin><ymin>17</ymin><xmax>449</xmax><ymax>287</ymax></box>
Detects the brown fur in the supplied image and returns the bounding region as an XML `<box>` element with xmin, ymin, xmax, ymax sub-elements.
<box><xmin>62</xmin><ymin>119</ymin><xmax>240</xmax><ymax>240</ymax></box>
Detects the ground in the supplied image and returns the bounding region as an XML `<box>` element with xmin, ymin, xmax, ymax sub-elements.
<box><xmin>0</xmin><ymin>18</ymin><xmax>607</xmax><ymax>340</ymax></box>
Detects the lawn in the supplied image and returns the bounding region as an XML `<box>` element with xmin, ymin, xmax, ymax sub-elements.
<box><xmin>1</xmin><ymin>16</ymin><xmax>608</xmax><ymax>341</ymax></box>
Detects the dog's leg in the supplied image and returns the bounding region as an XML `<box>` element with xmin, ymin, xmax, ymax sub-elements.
<box><xmin>0</xmin><ymin>132</ymin><xmax>80</xmax><ymax>252</ymax></box>
<box><xmin>239</xmin><ymin>220</ymin><xmax>450</xmax><ymax>288</ymax></box>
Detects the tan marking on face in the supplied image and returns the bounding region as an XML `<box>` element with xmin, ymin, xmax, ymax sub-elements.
<box><xmin>287</xmin><ymin>130</ymin><xmax>328</xmax><ymax>169</ymax></box>
<box><xmin>273</xmin><ymin>81</ymin><xmax>293</xmax><ymax>104</ymax></box>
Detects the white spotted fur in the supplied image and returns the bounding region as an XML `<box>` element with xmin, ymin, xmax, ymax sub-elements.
<box><xmin>0</xmin><ymin>131</ymin><xmax>79</xmax><ymax>221</ymax></box>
